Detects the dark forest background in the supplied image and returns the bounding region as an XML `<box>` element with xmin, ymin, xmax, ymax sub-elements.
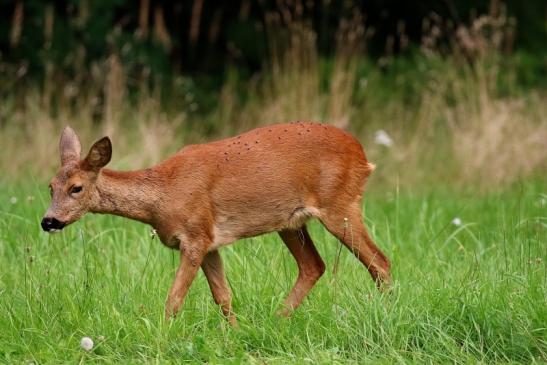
<box><xmin>1</xmin><ymin>0</ymin><xmax>545</xmax><ymax>88</ymax></box>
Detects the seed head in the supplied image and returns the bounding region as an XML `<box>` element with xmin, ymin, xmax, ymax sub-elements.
<box><xmin>80</xmin><ymin>337</ymin><xmax>94</xmax><ymax>351</ymax></box>
<box><xmin>374</xmin><ymin>130</ymin><xmax>394</xmax><ymax>147</ymax></box>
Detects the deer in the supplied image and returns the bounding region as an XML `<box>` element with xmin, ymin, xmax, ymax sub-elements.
<box><xmin>42</xmin><ymin>122</ymin><xmax>391</xmax><ymax>325</ymax></box>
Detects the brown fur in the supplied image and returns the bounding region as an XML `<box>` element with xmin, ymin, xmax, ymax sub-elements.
<box><xmin>44</xmin><ymin>121</ymin><xmax>391</xmax><ymax>323</ymax></box>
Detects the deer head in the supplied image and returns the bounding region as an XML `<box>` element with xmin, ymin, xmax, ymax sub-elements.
<box><xmin>41</xmin><ymin>127</ymin><xmax>112</xmax><ymax>233</ymax></box>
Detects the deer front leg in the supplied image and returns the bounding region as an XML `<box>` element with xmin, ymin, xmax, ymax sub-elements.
<box><xmin>202</xmin><ymin>250</ymin><xmax>237</xmax><ymax>326</ymax></box>
<box><xmin>165</xmin><ymin>244</ymin><xmax>206</xmax><ymax>320</ymax></box>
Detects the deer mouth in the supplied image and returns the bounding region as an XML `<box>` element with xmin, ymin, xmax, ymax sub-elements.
<box><xmin>41</xmin><ymin>217</ymin><xmax>66</xmax><ymax>233</ymax></box>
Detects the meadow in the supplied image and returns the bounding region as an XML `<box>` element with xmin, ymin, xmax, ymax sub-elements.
<box><xmin>1</xmin><ymin>5</ymin><xmax>546</xmax><ymax>363</ymax></box>
<box><xmin>0</xmin><ymin>178</ymin><xmax>545</xmax><ymax>363</ymax></box>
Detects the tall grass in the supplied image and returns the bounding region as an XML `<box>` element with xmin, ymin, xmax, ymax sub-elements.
<box><xmin>0</xmin><ymin>6</ymin><xmax>545</xmax><ymax>187</ymax></box>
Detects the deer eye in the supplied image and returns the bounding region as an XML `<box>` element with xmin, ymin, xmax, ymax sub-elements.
<box><xmin>70</xmin><ymin>185</ymin><xmax>83</xmax><ymax>195</ymax></box>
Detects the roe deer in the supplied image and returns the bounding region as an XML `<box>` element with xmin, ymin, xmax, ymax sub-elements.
<box><xmin>42</xmin><ymin>122</ymin><xmax>391</xmax><ymax>324</ymax></box>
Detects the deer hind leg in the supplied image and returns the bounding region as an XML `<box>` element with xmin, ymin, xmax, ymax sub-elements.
<box><xmin>320</xmin><ymin>204</ymin><xmax>391</xmax><ymax>290</ymax></box>
<box><xmin>278</xmin><ymin>226</ymin><xmax>325</xmax><ymax>316</ymax></box>
<box><xmin>202</xmin><ymin>250</ymin><xmax>237</xmax><ymax>326</ymax></box>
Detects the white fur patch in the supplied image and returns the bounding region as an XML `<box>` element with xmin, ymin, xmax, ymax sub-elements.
<box><xmin>210</xmin><ymin>206</ymin><xmax>321</xmax><ymax>250</ymax></box>
<box><xmin>286</xmin><ymin>206</ymin><xmax>320</xmax><ymax>229</ymax></box>
<box><xmin>211</xmin><ymin>224</ymin><xmax>237</xmax><ymax>249</ymax></box>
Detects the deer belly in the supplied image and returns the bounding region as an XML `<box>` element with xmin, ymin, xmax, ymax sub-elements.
<box><xmin>210</xmin><ymin>204</ymin><xmax>320</xmax><ymax>249</ymax></box>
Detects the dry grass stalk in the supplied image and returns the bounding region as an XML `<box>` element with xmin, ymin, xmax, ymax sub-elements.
<box><xmin>189</xmin><ymin>0</ymin><xmax>204</xmax><ymax>45</ymax></box>
<box><xmin>154</xmin><ymin>6</ymin><xmax>172</xmax><ymax>51</ymax></box>
<box><xmin>44</xmin><ymin>5</ymin><xmax>54</xmax><ymax>48</ymax></box>
<box><xmin>138</xmin><ymin>0</ymin><xmax>150</xmax><ymax>38</ymax></box>
<box><xmin>450</xmin><ymin>96</ymin><xmax>547</xmax><ymax>186</ymax></box>
<box><xmin>104</xmin><ymin>54</ymin><xmax>126</xmax><ymax>138</ymax></box>
<box><xmin>10</xmin><ymin>0</ymin><xmax>23</xmax><ymax>47</ymax></box>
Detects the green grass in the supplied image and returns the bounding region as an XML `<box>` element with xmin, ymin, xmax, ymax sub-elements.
<box><xmin>0</xmin><ymin>179</ymin><xmax>545</xmax><ymax>364</ymax></box>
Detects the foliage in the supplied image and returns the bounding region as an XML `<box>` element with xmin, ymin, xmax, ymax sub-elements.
<box><xmin>1</xmin><ymin>0</ymin><xmax>546</xmax><ymax>88</ymax></box>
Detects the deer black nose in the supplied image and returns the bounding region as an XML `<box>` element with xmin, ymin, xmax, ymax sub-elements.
<box><xmin>41</xmin><ymin>217</ymin><xmax>65</xmax><ymax>232</ymax></box>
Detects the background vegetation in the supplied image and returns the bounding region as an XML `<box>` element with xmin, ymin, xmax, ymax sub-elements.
<box><xmin>0</xmin><ymin>0</ymin><xmax>545</xmax><ymax>363</ymax></box>
<box><xmin>0</xmin><ymin>0</ymin><xmax>546</xmax><ymax>188</ymax></box>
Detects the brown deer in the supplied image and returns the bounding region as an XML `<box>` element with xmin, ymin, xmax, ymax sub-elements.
<box><xmin>42</xmin><ymin>122</ymin><xmax>391</xmax><ymax>324</ymax></box>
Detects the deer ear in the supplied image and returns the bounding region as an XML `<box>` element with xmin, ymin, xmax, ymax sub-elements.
<box><xmin>82</xmin><ymin>137</ymin><xmax>112</xmax><ymax>171</ymax></box>
<box><xmin>60</xmin><ymin>126</ymin><xmax>82</xmax><ymax>165</ymax></box>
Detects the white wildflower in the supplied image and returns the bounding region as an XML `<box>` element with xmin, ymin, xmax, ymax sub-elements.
<box><xmin>80</xmin><ymin>337</ymin><xmax>94</xmax><ymax>351</ymax></box>
<box><xmin>374</xmin><ymin>130</ymin><xmax>393</xmax><ymax>147</ymax></box>
<box><xmin>9</xmin><ymin>196</ymin><xmax>17</xmax><ymax>204</ymax></box>
<box><xmin>452</xmin><ymin>217</ymin><xmax>462</xmax><ymax>226</ymax></box>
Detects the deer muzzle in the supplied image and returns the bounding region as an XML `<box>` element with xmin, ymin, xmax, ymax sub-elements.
<box><xmin>41</xmin><ymin>217</ymin><xmax>66</xmax><ymax>233</ymax></box>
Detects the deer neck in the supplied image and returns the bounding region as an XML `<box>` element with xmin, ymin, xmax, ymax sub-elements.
<box><xmin>91</xmin><ymin>168</ymin><xmax>160</xmax><ymax>224</ymax></box>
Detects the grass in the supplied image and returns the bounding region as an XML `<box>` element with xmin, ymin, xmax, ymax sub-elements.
<box><xmin>0</xmin><ymin>178</ymin><xmax>545</xmax><ymax>364</ymax></box>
